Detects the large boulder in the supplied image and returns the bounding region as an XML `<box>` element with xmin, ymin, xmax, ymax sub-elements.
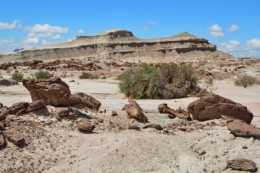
<box><xmin>22</xmin><ymin>77</ymin><xmax>71</xmax><ymax>106</ymax></box>
<box><xmin>69</xmin><ymin>92</ymin><xmax>101</xmax><ymax>110</ymax></box>
<box><xmin>123</xmin><ymin>99</ymin><xmax>148</xmax><ymax>122</ymax></box>
<box><xmin>22</xmin><ymin>77</ymin><xmax>101</xmax><ymax>110</ymax></box>
<box><xmin>187</xmin><ymin>94</ymin><xmax>253</xmax><ymax>124</ymax></box>
<box><xmin>8</xmin><ymin>100</ymin><xmax>46</xmax><ymax>115</ymax></box>
<box><xmin>227</xmin><ymin>120</ymin><xmax>260</xmax><ymax>137</ymax></box>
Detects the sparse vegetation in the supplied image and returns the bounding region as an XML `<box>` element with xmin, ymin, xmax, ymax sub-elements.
<box><xmin>35</xmin><ymin>70</ymin><xmax>52</xmax><ymax>79</ymax></box>
<box><xmin>118</xmin><ymin>63</ymin><xmax>199</xmax><ymax>99</ymax></box>
<box><xmin>79</xmin><ymin>72</ymin><xmax>99</xmax><ymax>79</ymax></box>
<box><xmin>234</xmin><ymin>75</ymin><xmax>260</xmax><ymax>88</ymax></box>
<box><xmin>202</xmin><ymin>77</ymin><xmax>217</xmax><ymax>94</ymax></box>
<box><xmin>11</xmin><ymin>71</ymin><xmax>23</xmax><ymax>82</ymax></box>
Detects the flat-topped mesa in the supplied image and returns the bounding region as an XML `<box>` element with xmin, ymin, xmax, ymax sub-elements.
<box><xmin>76</xmin><ymin>29</ymin><xmax>138</xmax><ymax>42</ymax></box>
<box><xmin>0</xmin><ymin>29</ymin><xmax>234</xmax><ymax>63</ymax></box>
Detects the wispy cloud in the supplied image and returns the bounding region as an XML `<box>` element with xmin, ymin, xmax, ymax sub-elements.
<box><xmin>0</xmin><ymin>20</ymin><xmax>22</xmax><ymax>29</ymax></box>
<box><xmin>147</xmin><ymin>21</ymin><xmax>157</xmax><ymax>25</ymax></box>
<box><xmin>78</xmin><ymin>29</ymin><xmax>85</xmax><ymax>34</ymax></box>
<box><xmin>208</xmin><ymin>24</ymin><xmax>225</xmax><ymax>37</ymax></box>
<box><xmin>143</xmin><ymin>26</ymin><xmax>149</xmax><ymax>30</ymax></box>
<box><xmin>227</xmin><ymin>24</ymin><xmax>239</xmax><ymax>32</ymax></box>
<box><xmin>25</xmin><ymin>24</ymin><xmax>69</xmax><ymax>33</ymax></box>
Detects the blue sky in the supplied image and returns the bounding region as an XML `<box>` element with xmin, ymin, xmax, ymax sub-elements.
<box><xmin>1</xmin><ymin>0</ymin><xmax>260</xmax><ymax>58</ymax></box>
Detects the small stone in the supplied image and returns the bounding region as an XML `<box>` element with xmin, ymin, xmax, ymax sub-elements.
<box><xmin>128</xmin><ymin>125</ymin><xmax>140</xmax><ymax>130</ymax></box>
<box><xmin>0</xmin><ymin>134</ymin><xmax>6</xmax><ymax>148</ymax></box>
<box><xmin>77</xmin><ymin>123</ymin><xmax>95</xmax><ymax>133</ymax></box>
<box><xmin>227</xmin><ymin>158</ymin><xmax>257</xmax><ymax>172</ymax></box>
<box><xmin>111</xmin><ymin>111</ymin><xmax>118</xmax><ymax>116</ymax></box>
<box><xmin>198</xmin><ymin>149</ymin><xmax>206</xmax><ymax>155</ymax></box>
<box><xmin>3</xmin><ymin>129</ymin><xmax>25</xmax><ymax>146</ymax></box>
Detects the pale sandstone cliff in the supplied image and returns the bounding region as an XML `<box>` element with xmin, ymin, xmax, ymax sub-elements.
<box><xmin>0</xmin><ymin>30</ymin><xmax>234</xmax><ymax>62</ymax></box>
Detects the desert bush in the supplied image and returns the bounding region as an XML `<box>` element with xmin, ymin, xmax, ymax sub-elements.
<box><xmin>79</xmin><ymin>72</ymin><xmax>99</xmax><ymax>79</ymax></box>
<box><xmin>35</xmin><ymin>70</ymin><xmax>52</xmax><ymax>79</ymax></box>
<box><xmin>234</xmin><ymin>75</ymin><xmax>260</xmax><ymax>88</ymax></box>
<box><xmin>11</xmin><ymin>71</ymin><xmax>23</xmax><ymax>82</ymax></box>
<box><xmin>118</xmin><ymin>63</ymin><xmax>199</xmax><ymax>99</ymax></box>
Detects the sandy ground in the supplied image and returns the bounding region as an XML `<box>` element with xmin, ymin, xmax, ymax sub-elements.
<box><xmin>1</xmin><ymin>75</ymin><xmax>260</xmax><ymax>173</ymax></box>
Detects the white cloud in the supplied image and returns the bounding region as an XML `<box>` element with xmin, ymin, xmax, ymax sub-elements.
<box><xmin>208</xmin><ymin>24</ymin><xmax>222</xmax><ymax>32</ymax></box>
<box><xmin>0</xmin><ymin>20</ymin><xmax>21</xmax><ymax>29</ymax></box>
<box><xmin>22</xmin><ymin>37</ymin><xmax>39</xmax><ymax>44</ymax></box>
<box><xmin>27</xmin><ymin>32</ymin><xmax>62</xmax><ymax>39</ymax></box>
<box><xmin>147</xmin><ymin>21</ymin><xmax>157</xmax><ymax>24</ymax></box>
<box><xmin>78</xmin><ymin>29</ymin><xmax>85</xmax><ymax>34</ymax></box>
<box><xmin>246</xmin><ymin>38</ymin><xmax>260</xmax><ymax>48</ymax></box>
<box><xmin>227</xmin><ymin>24</ymin><xmax>239</xmax><ymax>32</ymax></box>
<box><xmin>208</xmin><ymin>24</ymin><xmax>225</xmax><ymax>37</ymax></box>
<box><xmin>25</xmin><ymin>24</ymin><xmax>68</xmax><ymax>33</ymax></box>
<box><xmin>143</xmin><ymin>26</ymin><xmax>149</xmax><ymax>30</ymax></box>
<box><xmin>219</xmin><ymin>38</ymin><xmax>260</xmax><ymax>58</ymax></box>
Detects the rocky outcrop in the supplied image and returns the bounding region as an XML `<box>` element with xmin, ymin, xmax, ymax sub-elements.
<box><xmin>22</xmin><ymin>77</ymin><xmax>101</xmax><ymax>110</ymax></box>
<box><xmin>187</xmin><ymin>94</ymin><xmax>253</xmax><ymax>124</ymax></box>
<box><xmin>227</xmin><ymin>120</ymin><xmax>260</xmax><ymax>137</ymax></box>
<box><xmin>0</xmin><ymin>30</ymin><xmax>234</xmax><ymax>63</ymax></box>
<box><xmin>8</xmin><ymin>100</ymin><xmax>46</xmax><ymax>116</ymax></box>
<box><xmin>227</xmin><ymin>158</ymin><xmax>257</xmax><ymax>172</ymax></box>
<box><xmin>123</xmin><ymin>99</ymin><xmax>148</xmax><ymax>122</ymax></box>
<box><xmin>3</xmin><ymin>129</ymin><xmax>25</xmax><ymax>146</ymax></box>
<box><xmin>158</xmin><ymin>103</ymin><xmax>190</xmax><ymax>120</ymax></box>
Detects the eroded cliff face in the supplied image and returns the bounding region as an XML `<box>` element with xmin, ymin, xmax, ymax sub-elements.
<box><xmin>0</xmin><ymin>30</ymin><xmax>234</xmax><ymax>63</ymax></box>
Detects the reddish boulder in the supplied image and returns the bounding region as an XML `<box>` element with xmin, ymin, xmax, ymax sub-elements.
<box><xmin>69</xmin><ymin>92</ymin><xmax>101</xmax><ymax>110</ymax></box>
<box><xmin>77</xmin><ymin>123</ymin><xmax>95</xmax><ymax>132</ymax></box>
<box><xmin>9</xmin><ymin>102</ymin><xmax>29</xmax><ymax>115</ymax></box>
<box><xmin>227</xmin><ymin>158</ymin><xmax>257</xmax><ymax>172</ymax></box>
<box><xmin>3</xmin><ymin>129</ymin><xmax>25</xmax><ymax>146</ymax></box>
<box><xmin>187</xmin><ymin>94</ymin><xmax>253</xmax><ymax>124</ymax></box>
<box><xmin>23</xmin><ymin>77</ymin><xmax>101</xmax><ymax>110</ymax></box>
<box><xmin>123</xmin><ymin>99</ymin><xmax>148</xmax><ymax>122</ymax></box>
<box><xmin>0</xmin><ymin>104</ymin><xmax>9</xmax><ymax>121</ymax></box>
<box><xmin>22</xmin><ymin>77</ymin><xmax>71</xmax><ymax>106</ymax></box>
<box><xmin>227</xmin><ymin>120</ymin><xmax>260</xmax><ymax>137</ymax></box>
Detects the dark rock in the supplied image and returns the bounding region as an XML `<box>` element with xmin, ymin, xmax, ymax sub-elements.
<box><xmin>3</xmin><ymin>129</ymin><xmax>25</xmax><ymax>146</ymax></box>
<box><xmin>0</xmin><ymin>78</ymin><xmax>18</xmax><ymax>86</ymax></box>
<box><xmin>143</xmin><ymin>123</ymin><xmax>163</xmax><ymax>130</ymax></box>
<box><xmin>227</xmin><ymin>158</ymin><xmax>257</xmax><ymax>172</ymax></box>
<box><xmin>77</xmin><ymin>123</ymin><xmax>95</xmax><ymax>132</ymax></box>
<box><xmin>111</xmin><ymin>111</ymin><xmax>118</xmax><ymax>116</ymax></box>
<box><xmin>128</xmin><ymin>125</ymin><xmax>140</xmax><ymax>130</ymax></box>
<box><xmin>187</xmin><ymin>94</ymin><xmax>253</xmax><ymax>124</ymax></box>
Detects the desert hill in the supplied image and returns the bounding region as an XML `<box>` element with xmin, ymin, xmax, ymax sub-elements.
<box><xmin>0</xmin><ymin>29</ymin><xmax>234</xmax><ymax>63</ymax></box>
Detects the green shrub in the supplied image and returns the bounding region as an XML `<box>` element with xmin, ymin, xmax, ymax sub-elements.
<box><xmin>11</xmin><ymin>71</ymin><xmax>23</xmax><ymax>82</ymax></box>
<box><xmin>79</xmin><ymin>72</ymin><xmax>99</xmax><ymax>79</ymax></box>
<box><xmin>35</xmin><ymin>70</ymin><xmax>52</xmax><ymax>79</ymax></box>
<box><xmin>234</xmin><ymin>75</ymin><xmax>260</xmax><ymax>88</ymax></box>
<box><xmin>118</xmin><ymin>63</ymin><xmax>199</xmax><ymax>99</ymax></box>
